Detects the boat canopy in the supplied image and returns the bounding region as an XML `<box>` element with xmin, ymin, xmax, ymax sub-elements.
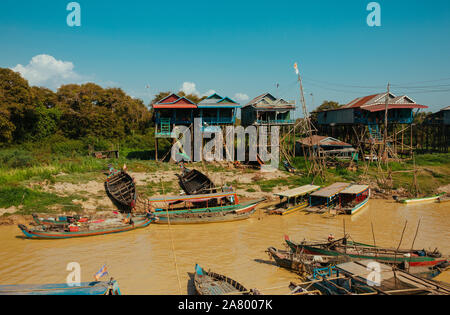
<box><xmin>311</xmin><ymin>182</ymin><xmax>350</xmax><ymax>198</ymax></box>
<box><xmin>275</xmin><ymin>185</ymin><xmax>320</xmax><ymax>198</ymax></box>
<box><xmin>148</xmin><ymin>192</ymin><xmax>236</xmax><ymax>204</ymax></box>
<box><xmin>335</xmin><ymin>260</ymin><xmax>448</xmax><ymax>294</ymax></box>
<box><xmin>340</xmin><ymin>185</ymin><xmax>369</xmax><ymax>195</ymax></box>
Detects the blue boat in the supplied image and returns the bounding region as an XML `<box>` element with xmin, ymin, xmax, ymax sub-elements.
<box><xmin>0</xmin><ymin>279</ymin><xmax>121</xmax><ymax>295</ymax></box>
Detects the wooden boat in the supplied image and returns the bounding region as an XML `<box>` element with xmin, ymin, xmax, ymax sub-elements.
<box><xmin>395</xmin><ymin>193</ymin><xmax>446</xmax><ymax>204</ymax></box>
<box><xmin>194</xmin><ymin>264</ymin><xmax>259</xmax><ymax>295</ymax></box>
<box><xmin>334</xmin><ymin>185</ymin><xmax>370</xmax><ymax>215</ymax></box>
<box><xmin>18</xmin><ymin>214</ymin><xmax>156</xmax><ymax>239</ymax></box>
<box><xmin>285</xmin><ymin>236</ymin><xmax>447</xmax><ymax>267</ymax></box>
<box><xmin>267</xmin><ymin>185</ymin><xmax>320</xmax><ymax>216</ymax></box>
<box><xmin>176</xmin><ymin>167</ymin><xmax>217</xmax><ymax>195</ymax></box>
<box><xmin>105</xmin><ymin>169</ymin><xmax>137</xmax><ymax>210</ymax></box>
<box><xmin>0</xmin><ymin>279</ymin><xmax>121</xmax><ymax>295</ymax></box>
<box><xmin>336</xmin><ymin>260</ymin><xmax>450</xmax><ymax>295</ymax></box>
<box><xmin>266</xmin><ymin>247</ymin><xmax>350</xmax><ymax>274</ymax></box>
<box><xmin>149</xmin><ymin>191</ymin><xmax>239</xmax><ymax>212</ymax></box>
<box><xmin>154</xmin><ymin>200</ymin><xmax>262</xmax><ymax>225</ymax></box>
<box><xmin>437</xmin><ymin>194</ymin><xmax>450</xmax><ymax>203</ymax></box>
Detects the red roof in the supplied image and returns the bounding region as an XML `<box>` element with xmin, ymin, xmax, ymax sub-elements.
<box><xmin>152</xmin><ymin>93</ymin><xmax>197</xmax><ymax>109</ymax></box>
<box><xmin>345</xmin><ymin>94</ymin><xmax>379</xmax><ymax>108</ymax></box>
<box><xmin>340</xmin><ymin>92</ymin><xmax>428</xmax><ymax>111</ymax></box>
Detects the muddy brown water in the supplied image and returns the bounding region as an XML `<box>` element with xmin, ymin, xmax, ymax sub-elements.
<box><xmin>0</xmin><ymin>199</ymin><xmax>449</xmax><ymax>294</ymax></box>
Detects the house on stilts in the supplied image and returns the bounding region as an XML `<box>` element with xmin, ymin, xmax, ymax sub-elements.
<box><xmin>316</xmin><ymin>92</ymin><xmax>428</xmax><ymax>160</ymax></box>
<box><xmin>152</xmin><ymin>92</ymin><xmax>240</xmax><ymax>160</ymax></box>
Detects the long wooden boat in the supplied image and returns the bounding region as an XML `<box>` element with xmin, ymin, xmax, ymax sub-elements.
<box><xmin>18</xmin><ymin>214</ymin><xmax>156</xmax><ymax>239</ymax></box>
<box><xmin>105</xmin><ymin>169</ymin><xmax>137</xmax><ymax>210</ymax></box>
<box><xmin>334</xmin><ymin>185</ymin><xmax>370</xmax><ymax>215</ymax></box>
<box><xmin>437</xmin><ymin>194</ymin><xmax>450</xmax><ymax>203</ymax></box>
<box><xmin>267</xmin><ymin>185</ymin><xmax>320</xmax><ymax>216</ymax></box>
<box><xmin>395</xmin><ymin>193</ymin><xmax>446</xmax><ymax>204</ymax></box>
<box><xmin>177</xmin><ymin>167</ymin><xmax>217</xmax><ymax>195</ymax></box>
<box><xmin>154</xmin><ymin>200</ymin><xmax>262</xmax><ymax>225</ymax></box>
<box><xmin>149</xmin><ymin>191</ymin><xmax>240</xmax><ymax>212</ymax></box>
<box><xmin>266</xmin><ymin>247</ymin><xmax>350</xmax><ymax>274</ymax></box>
<box><xmin>285</xmin><ymin>236</ymin><xmax>447</xmax><ymax>267</ymax></box>
<box><xmin>194</xmin><ymin>264</ymin><xmax>259</xmax><ymax>295</ymax></box>
<box><xmin>0</xmin><ymin>280</ymin><xmax>121</xmax><ymax>295</ymax></box>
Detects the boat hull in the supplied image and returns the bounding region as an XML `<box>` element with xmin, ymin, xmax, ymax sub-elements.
<box><xmin>155</xmin><ymin>203</ymin><xmax>257</xmax><ymax>225</ymax></box>
<box><xmin>0</xmin><ymin>280</ymin><xmax>121</xmax><ymax>295</ymax></box>
<box><xmin>194</xmin><ymin>264</ymin><xmax>249</xmax><ymax>295</ymax></box>
<box><xmin>268</xmin><ymin>202</ymin><xmax>308</xmax><ymax>216</ymax></box>
<box><xmin>18</xmin><ymin>216</ymin><xmax>155</xmax><ymax>239</ymax></box>
<box><xmin>105</xmin><ymin>170</ymin><xmax>137</xmax><ymax>210</ymax></box>
<box><xmin>400</xmin><ymin>193</ymin><xmax>445</xmax><ymax>204</ymax></box>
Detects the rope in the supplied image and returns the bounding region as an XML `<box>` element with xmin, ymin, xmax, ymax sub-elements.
<box><xmin>160</xmin><ymin>179</ymin><xmax>183</xmax><ymax>295</ymax></box>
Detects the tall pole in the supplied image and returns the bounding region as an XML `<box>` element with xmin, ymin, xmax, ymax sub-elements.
<box><xmin>383</xmin><ymin>83</ymin><xmax>390</xmax><ymax>163</ymax></box>
<box><xmin>294</xmin><ymin>63</ymin><xmax>321</xmax><ymax>178</ymax></box>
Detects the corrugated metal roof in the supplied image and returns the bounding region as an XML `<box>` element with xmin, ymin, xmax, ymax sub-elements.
<box><xmin>363</xmin><ymin>104</ymin><xmax>428</xmax><ymax>112</ymax></box>
<box><xmin>244</xmin><ymin>92</ymin><xmax>295</xmax><ymax>109</ymax></box>
<box><xmin>340</xmin><ymin>184</ymin><xmax>369</xmax><ymax>195</ymax></box>
<box><xmin>339</xmin><ymin>92</ymin><xmax>428</xmax><ymax>112</ymax></box>
<box><xmin>311</xmin><ymin>182</ymin><xmax>350</xmax><ymax>198</ymax></box>
<box><xmin>297</xmin><ymin>136</ymin><xmax>353</xmax><ymax>148</ymax></box>
<box><xmin>275</xmin><ymin>185</ymin><xmax>320</xmax><ymax>198</ymax></box>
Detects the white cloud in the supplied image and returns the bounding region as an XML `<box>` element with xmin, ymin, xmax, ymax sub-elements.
<box><xmin>180</xmin><ymin>82</ymin><xmax>215</xmax><ymax>97</ymax></box>
<box><xmin>11</xmin><ymin>54</ymin><xmax>83</xmax><ymax>89</ymax></box>
<box><xmin>234</xmin><ymin>93</ymin><xmax>249</xmax><ymax>101</ymax></box>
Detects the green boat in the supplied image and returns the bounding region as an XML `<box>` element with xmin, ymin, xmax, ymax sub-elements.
<box><xmin>395</xmin><ymin>193</ymin><xmax>446</xmax><ymax>204</ymax></box>
<box><xmin>285</xmin><ymin>236</ymin><xmax>447</xmax><ymax>268</ymax></box>
<box><xmin>155</xmin><ymin>200</ymin><xmax>263</xmax><ymax>224</ymax></box>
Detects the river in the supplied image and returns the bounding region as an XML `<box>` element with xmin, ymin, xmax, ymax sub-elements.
<box><xmin>0</xmin><ymin>199</ymin><xmax>449</xmax><ymax>294</ymax></box>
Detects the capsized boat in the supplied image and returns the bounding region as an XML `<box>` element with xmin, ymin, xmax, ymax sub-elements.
<box><xmin>18</xmin><ymin>213</ymin><xmax>156</xmax><ymax>239</ymax></box>
<box><xmin>267</xmin><ymin>185</ymin><xmax>320</xmax><ymax>216</ymax></box>
<box><xmin>194</xmin><ymin>264</ymin><xmax>260</xmax><ymax>295</ymax></box>
<box><xmin>0</xmin><ymin>279</ymin><xmax>121</xmax><ymax>295</ymax></box>
<box><xmin>285</xmin><ymin>235</ymin><xmax>447</xmax><ymax>267</ymax></box>
<box><xmin>394</xmin><ymin>193</ymin><xmax>446</xmax><ymax>204</ymax></box>
<box><xmin>176</xmin><ymin>167</ymin><xmax>217</xmax><ymax>195</ymax></box>
<box><xmin>105</xmin><ymin>169</ymin><xmax>137</xmax><ymax>211</ymax></box>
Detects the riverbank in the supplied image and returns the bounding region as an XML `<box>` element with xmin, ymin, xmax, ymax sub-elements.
<box><xmin>1</xmin><ymin>153</ymin><xmax>449</xmax><ymax>226</ymax></box>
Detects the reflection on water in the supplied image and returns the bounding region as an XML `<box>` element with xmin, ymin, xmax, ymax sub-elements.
<box><xmin>0</xmin><ymin>199</ymin><xmax>449</xmax><ymax>294</ymax></box>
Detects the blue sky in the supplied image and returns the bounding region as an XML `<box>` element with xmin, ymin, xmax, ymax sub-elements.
<box><xmin>1</xmin><ymin>0</ymin><xmax>449</xmax><ymax>115</ymax></box>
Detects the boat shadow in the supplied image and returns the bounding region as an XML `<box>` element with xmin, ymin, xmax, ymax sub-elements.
<box><xmin>253</xmin><ymin>258</ymin><xmax>277</xmax><ymax>267</ymax></box>
<box><xmin>186</xmin><ymin>272</ymin><xmax>197</xmax><ymax>295</ymax></box>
